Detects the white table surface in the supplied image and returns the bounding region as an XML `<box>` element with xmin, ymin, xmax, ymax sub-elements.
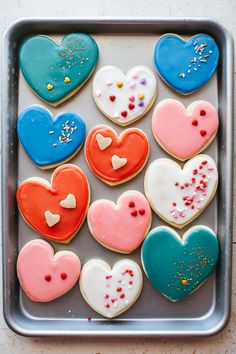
<box><xmin>1</xmin><ymin>0</ymin><xmax>236</xmax><ymax>352</ymax></box>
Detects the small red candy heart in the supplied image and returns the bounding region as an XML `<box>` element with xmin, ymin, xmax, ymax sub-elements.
<box><xmin>192</xmin><ymin>119</ymin><xmax>198</xmax><ymax>126</ymax></box>
<box><xmin>121</xmin><ymin>111</ymin><xmax>127</xmax><ymax>118</ymax></box>
<box><xmin>109</xmin><ymin>95</ymin><xmax>116</xmax><ymax>102</ymax></box>
<box><xmin>200</xmin><ymin>129</ymin><xmax>207</xmax><ymax>137</ymax></box>
<box><xmin>128</xmin><ymin>103</ymin><xmax>135</xmax><ymax>110</ymax></box>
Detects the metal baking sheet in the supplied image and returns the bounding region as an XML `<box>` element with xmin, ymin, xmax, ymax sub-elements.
<box><xmin>1</xmin><ymin>18</ymin><xmax>233</xmax><ymax>336</ymax></box>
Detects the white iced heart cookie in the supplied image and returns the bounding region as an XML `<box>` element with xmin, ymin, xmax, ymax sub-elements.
<box><xmin>144</xmin><ymin>154</ymin><xmax>218</xmax><ymax>229</ymax></box>
<box><xmin>93</xmin><ymin>65</ymin><xmax>157</xmax><ymax>126</ymax></box>
<box><xmin>80</xmin><ymin>259</ymin><xmax>143</xmax><ymax>318</ymax></box>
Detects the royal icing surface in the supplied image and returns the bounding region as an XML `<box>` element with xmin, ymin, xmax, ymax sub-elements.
<box><xmin>152</xmin><ymin>99</ymin><xmax>219</xmax><ymax>160</ymax></box>
<box><xmin>16</xmin><ymin>164</ymin><xmax>90</xmax><ymax>243</ymax></box>
<box><xmin>85</xmin><ymin>125</ymin><xmax>149</xmax><ymax>184</ymax></box>
<box><xmin>141</xmin><ymin>226</ymin><xmax>219</xmax><ymax>301</ymax></box>
<box><xmin>92</xmin><ymin>66</ymin><xmax>157</xmax><ymax>125</ymax></box>
<box><xmin>144</xmin><ymin>155</ymin><xmax>218</xmax><ymax>228</ymax></box>
<box><xmin>88</xmin><ymin>191</ymin><xmax>152</xmax><ymax>253</ymax></box>
<box><xmin>18</xmin><ymin>105</ymin><xmax>86</xmax><ymax>168</ymax></box>
<box><xmin>19</xmin><ymin>33</ymin><xmax>99</xmax><ymax>104</ymax></box>
<box><xmin>80</xmin><ymin>259</ymin><xmax>142</xmax><ymax>318</ymax></box>
<box><xmin>154</xmin><ymin>34</ymin><xmax>219</xmax><ymax>94</ymax></box>
<box><xmin>17</xmin><ymin>239</ymin><xmax>81</xmax><ymax>302</ymax></box>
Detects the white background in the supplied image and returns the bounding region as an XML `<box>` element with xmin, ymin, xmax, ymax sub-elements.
<box><xmin>1</xmin><ymin>0</ymin><xmax>236</xmax><ymax>353</ymax></box>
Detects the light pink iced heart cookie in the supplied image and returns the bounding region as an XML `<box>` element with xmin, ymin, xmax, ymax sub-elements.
<box><xmin>144</xmin><ymin>154</ymin><xmax>218</xmax><ymax>229</ymax></box>
<box><xmin>93</xmin><ymin>65</ymin><xmax>157</xmax><ymax>126</ymax></box>
<box><xmin>80</xmin><ymin>259</ymin><xmax>143</xmax><ymax>318</ymax></box>
<box><xmin>152</xmin><ymin>99</ymin><xmax>219</xmax><ymax>161</ymax></box>
<box><xmin>88</xmin><ymin>191</ymin><xmax>152</xmax><ymax>254</ymax></box>
<box><xmin>17</xmin><ymin>239</ymin><xmax>81</xmax><ymax>302</ymax></box>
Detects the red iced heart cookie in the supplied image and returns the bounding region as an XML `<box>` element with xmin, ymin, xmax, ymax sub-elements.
<box><xmin>152</xmin><ymin>99</ymin><xmax>219</xmax><ymax>161</ymax></box>
<box><xmin>16</xmin><ymin>164</ymin><xmax>90</xmax><ymax>243</ymax></box>
<box><xmin>85</xmin><ymin>125</ymin><xmax>149</xmax><ymax>185</ymax></box>
<box><xmin>17</xmin><ymin>239</ymin><xmax>81</xmax><ymax>302</ymax></box>
<box><xmin>88</xmin><ymin>191</ymin><xmax>152</xmax><ymax>253</ymax></box>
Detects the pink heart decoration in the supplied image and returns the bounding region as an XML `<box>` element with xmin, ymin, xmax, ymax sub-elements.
<box><xmin>152</xmin><ymin>99</ymin><xmax>219</xmax><ymax>161</ymax></box>
<box><xmin>17</xmin><ymin>239</ymin><xmax>81</xmax><ymax>302</ymax></box>
<box><xmin>88</xmin><ymin>191</ymin><xmax>152</xmax><ymax>253</ymax></box>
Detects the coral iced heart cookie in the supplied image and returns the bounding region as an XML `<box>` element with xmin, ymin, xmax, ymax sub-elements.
<box><xmin>88</xmin><ymin>191</ymin><xmax>152</xmax><ymax>254</ymax></box>
<box><xmin>16</xmin><ymin>164</ymin><xmax>90</xmax><ymax>243</ymax></box>
<box><xmin>152</xmin><ymin>99</ymin><xmax>219</xmax><ymax>161</ymax></box>
<box><xmin>17</xmin><ymin>239</ymin><xmax>81</xmax><ymax>302</ymax></box>
<box><xmin>80</xmin><ymin>259</ymin><xmax>143</xmax><ymax>318</ymax></box>
<box><xmin>92</xmin><ymin>66</ymin><xmax>157</xmax><ymax>125</ymax></box>
<box><xmin>85</xmin><ymin>125</ymin><xmax>149</xmax><ymax>185</ymax></box>
<box><xmin>19</xmin><ymin>33</ymin><xmax>99</xmax><ymax>106</ymax></box>
<box><xmin>18</xmin><ymin>105</ymin><xmax>86</xmax><ymax>169</ymax></box>
<box><xmin>154</xmin><ymin>34</ymin><xmax>219</xmax><ymax>94</ymax></box>
<box><xmin>141</xmin><ymin>226</ymin><xmax>219</xmax><ymax>301</ymax></box>
<box><xmin>144</xmin><ymin>155</ymin><xmax>218</xmax><ymax>228</ymax></box>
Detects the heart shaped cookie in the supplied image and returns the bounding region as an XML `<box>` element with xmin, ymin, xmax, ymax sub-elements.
<box><xmin>154</xmin><ymin>34</ymin><xmax>219</xmax><ymax>94</ymax></box>
<box><xmin>19</xmin><ymin>33</ymin><xmax>99</xmax><ymax>106</ymax></box>
<box><xmin>92</xmin><ymin>66</ymin><xmax>157</xmax><ymax>125</ymax></box>
<box><xmin>85</xmin><ymin>125</ymin><xmax>149</xmax><ymax>185</ymax></box>
<box><xmin>16</xmin><ymin>164</ymin><xmax>90</xmax><ymax>243</ymax></box>
<box><xmin>152</xmin><ymin>99</ymin><xmax>219</xmax><ymax>160</ymax></box>
<box><xmin>144</xmin><ymin>155</ymin><xmax>218</xmax><ymax>228</ymax></box>
<box><xmin>17</xmin><ymin>239</ymin><xmax>81</xmax><ymax>302</ymax></box>
<box><xmin>141</xmin><ymin>226</ymin><xmax>219</xmax><ymax>301</ymax></box>
<box><xmin>18</xmin><ymin>105</ymin><xmax>86</xmax><ymax>169</ymax></box>
<box><xmin>88</xmin><ymin>191</ymin><xmax>152</xmax><ymax>253</ymax></box>
<box><xmin>80</xmin><ymin>259</ymin><xmax>143</xmax><ymax>318</ymax></box>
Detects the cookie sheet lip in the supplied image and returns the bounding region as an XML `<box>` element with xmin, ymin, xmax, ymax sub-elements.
<box><xmin>2</xmin><ymin>17</ymin><xmax>233</xmax><ymax>336</ymax></box>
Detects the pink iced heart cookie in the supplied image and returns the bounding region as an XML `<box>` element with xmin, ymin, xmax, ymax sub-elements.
<box><xmin>152</xmin><ymin>99</ymin><xmax>219</xmax><ymax>161</ymax></box>
<box><xmin>88</xmin><ymin>191</ymin><xmax>152</xmax><ymax>254</ymax></box>
<box><xmin>17</xmin><ymin>239</ymin><xmax>81</xmax><ymax>302</ymax></box>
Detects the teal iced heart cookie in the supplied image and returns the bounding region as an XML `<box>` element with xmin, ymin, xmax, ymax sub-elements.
<box><xmin>19</xmin><ymin>33</ymin><xmax>99</xmax><ymax>105</ymax></box>
<box><xmin>141</xmin><ymin>226</ymin><xmax>219</xmax><ymax>301</ymax></box>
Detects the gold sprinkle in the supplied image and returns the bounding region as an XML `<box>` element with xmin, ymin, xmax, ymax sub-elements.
<box><xmin>138</xmin><ymin>93</ymin><xmax>145</xmax><ymax>100</ymax></box>
<box><xmin>46</xmin><ymin>83</ymin><xmax>54</xmax><ymax>91</ymax></box>
<box><xmin>64</xmin><ymin>76</ymin><xmax>71</xmax><ymax>84</ymax></box>
<box><xmin>179</xmin><ymin>73</ymin><xmax>185</xmax><ymax>78</ymax></box>
<box><xmin>117</xmin><ymin>81</ymin><xmax>123</xmax><ymax>88</ymax></box>
<box><xmin>181</xmin><ymin>279</ymin><xmax>189</xmax><ymax>285</ymax></box>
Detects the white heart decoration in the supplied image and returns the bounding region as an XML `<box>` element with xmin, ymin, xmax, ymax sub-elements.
<box><xmin>80</xmin><ymin>259</ymin><xmax>143</xmax><ymax>318</ymax></box>
<box><xmin>144</xmin><ymin>154</ymin><xmax>218</xmax><ymax>228</ymax></box>
<box><xmin>96</xmin><ymin>133</ymin><xmax>112</xmax><ymax>151</ymax></box>
<box><xmin>111</xmin><ymin>154</ymin><xmax>128</xmax><ymax>170</ymax></box>
<box><xmin>44</xmin><ymin>210</ymin><xmax>60</xmax><ymax>227</ymax></box>
<box><xmin>60</xmin><ymin>193</ymin><xmax>76</xmax><ymax>209</ymax></box>
<box><xmin>93</xmin><ymin>65</ymin><xmax>157</xmax><ymax>126</ymax></box>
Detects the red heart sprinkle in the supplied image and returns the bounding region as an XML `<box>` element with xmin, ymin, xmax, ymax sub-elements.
<box><xmin>131</xmin><ymin>210</ymin><xmax>137</xmax><ymax>217</ymax></box>
<box><xmin>129</xmin><ymin>201</ymin><xmax>135</xmax><ymax>208</ymax></box>
<box><xmin>109</xmin><ymin>95</ymin><xmax>116</xmax><ymax>102</ymax></box>
<box><xmin>192</xmin><ymin>119</ymin><xmax>198</xmax><ymax>126</ymax></box>
<box><xmin>128</xmin><ymin>103</ymin><xmax>135</xmax><ymax>110</ymax></box>
<box><xmin>45</xmin><ymin>275</ymin><xmax>51</xmax><ymax>282</ymax></box>
<box><xmin>117</xmin><ymin>287</ymin><xmax>122</xmax><ymax>292</ymax></box>
<box><xmin>61</xmin><ymin>273</ymin><xmax>67</xmax><ymax>280</ymax></box>
<box><xmin>202</xmin><ymin>160</ymin><xmax>207</xmax><ymax>165</ymax></box>
<box><xmin>172</xmin><ymin>202</ymin><xmax>177</xmax><ymax>206</ymax></box>
<box><xmin>121</xmin><ymin>111</ymin><xmax>127</xmax><ymax>117</ymax></box>
<box><xmin>193</xmin><ymin>169</ymin><xmax>197</xmax><ymax>175</ymax></box>
<box><xmin>139</xmin><ymin>209</ymin><xmax>145</xmax><ymax>215</ymax></box>
<box><xmin>120</xmin><ymin>294</ymin><xmax>125</xmax><ymax>299</ymax></box>
<box><xmin>200</xmin><ymin>110</ymin><xmax>206</xmax><ymax>116</ymax></box>
<box><xmin>200</xmin><ymin>129</ymin><xmax>207</xmax><ymax>137</ymax></box>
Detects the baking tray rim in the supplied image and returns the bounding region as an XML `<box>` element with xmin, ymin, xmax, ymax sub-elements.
<box><xmin>1</xmin><ymin>17</ymin><xmax>234</xmax><ymax>337</ymax></box>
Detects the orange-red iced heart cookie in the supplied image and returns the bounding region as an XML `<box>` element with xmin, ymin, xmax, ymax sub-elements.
<box><xmin>16</xmin><ymin>164</ymin><xmax>90</xmax><ymax>243</ymax></box>
<box><xmin>85</xmin><ymin>125</ymin><xmax>149</xmax><ymax>185</ymax></box>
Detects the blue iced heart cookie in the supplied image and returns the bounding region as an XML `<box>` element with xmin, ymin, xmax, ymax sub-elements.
<box><xmin>18</xmin><ymin>105</ymin><xmax>86</xmax><ymax>168</ymax></box>
<box><xmin>154</xmin><ymin>34</ymin><xmax>219</xmax><ymax>94</ymax></box>
<box><xmin>19</xmin><ymin>33</ymin><xmax>99</xmax><ymax>105</ymax></box>
<box><xmin>141</xmin><ymin>226</ymin><xmax>219</xmax><ymax>301</ymax></box>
